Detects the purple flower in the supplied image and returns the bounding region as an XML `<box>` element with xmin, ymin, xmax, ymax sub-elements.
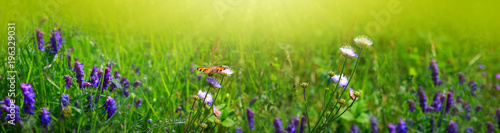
<box><xmin>273</xmin><ymin>118</ymin><xmax>283</xmax><ymax>133</ymax></box>
<box><xmin>61</xmin><ymin>94</ymin><xmax>70</xmax><ymax>107</ymax></box>
<box><xmin>103</xmin><ymin>96</ymin><xmax>117</xmax><ymax>120</ymax></box>
<box><xmin>35</xmin><ymin>28</ymin><xmax>45</xmax><ymax>51</ymax></box>
<box><xmin>197</xmin><ymin>90</ymin><xmax>213</xmax><ymax>105</ymax></box>
<box><xmin>73</xmin><ymin>61</ymin><xmax>85</xmax><ymax>89</ymax></box>
<box><xmin>370</xmin><ymin>116</ymin><xmax>378</xmax><ymax>133</ymax></box>
<box><xmin>468</xmin><ymin>81</ymin><xmax>477</xmax><ymax>96</ymax></box>
<box><xmin>49</xmin><ymin>28</ymin><xmax>62</xmax><ymax>54</ymax></box>
<box><xmin>456</xmin><ymin>96</ymin><xmax>462</xmax><ymax>105</ymax></box>
<box><xmin>396</xmin><ymin>119</ymin><xmax>407</xmax><ymax>133</ymax></box>
<box><xmin>206</xmin><ymin>77</ymin><xmax>221</xmax><ymax>88</ymax></box>
<box><xmin>1</xmin><ymin>97</ymin><xmax>21</xmax><ymax>123</ymax></box>
<box><xmin>446</xmin><ymin>120</ymin><xmax>458</xmax><ymax>133</ymax></box>
<box><xmin>486</xmin><ymin>122</ymin><xmax>494</xmax><ymax>133</ymax></box>
<box><xmin>496</xmin><ymin>108</ymin><xmax>500</xmax><ymax>129</ymax></box>
<box><xmin>407</xmin><ymin>100</ymin><xmax>416</xmax><ymax>112</ymax></box>
<box><xmin>40</xmin><ymin>107</ymin><xmax>51</xmax><ymax>129</ymax></box>
<box><xmin>120</xmin><ymin>77</ymin><xmax>130</xmax><ymax>90</ymax></box>
<box><xmin>63</xmin><ymin>75</ymin><xmax>73</xmax><ymax>88</ymax></box>
<box><xmin>88</xmin><ymin>66</ymin><xmax>100</xmax><ymax>88</ymax></box>
<box><xmin>350</xmin><ymin>123</ymin><xmax>360</xmax><ymax>133</ymax></box>
<box><xmin>429</xmin><ymin>118</ymin><xmax>435</xmax><ymax>132</ymax></box>
<box><xmin>431</xmin><ymin>92</ymin><xmax>443</xmax><ymax>111</ymax></box>
<box><xmin>457</xmin><ymin>72</ymin><xmax>466</xmax><ymax>85</ymax></box>
<box><xmin>135</xmin><ymin>98</ymin><xmax>142</xmax><ymax>108</ymax></box>
<box><xmin>475</xmin><ymin>105</ymin><xmax>482</xmax><ymax>112</ymax></box>
<box><xmin>417</xmin><ymin>86</ymin><xmax>427</xmax><ymax>113</ymax></box>
<box><xmin>86</xmin><ymin>91</ymin><xmax>92</xmax><ymax>110</ymax></box>
<box><xmin>425</xmin><ymin>106</ymin><xmax>436</xmax><ymax>112</ymax></box>
<box><xmin>109</xmin><ymin>82</ymin><xmax>118</xmax><ymax>92</ymax></box>
<box><xmin>286</xmin><ymin>117</ymin><xmax>299</xmax><ymax>133</ymax></box>
<box><xmin>135</xmin><ymin>68</ymin><xmax>140</xmax><ymax>75</ymax></box>
<box><xmin>299</xmin><ymin>116</ymin><xmax>306</xmax><ymax>133</ymax></box>
<box><xmin>133</xmin><ymin>80</ymin><xmax>141</xmax><ymax>87</ymax></box>
<box><xmin>429</xmin><ymin>59</ymin><xmax>442</xmax><ymax>86</ymax></box>
<box><xmin>21</xmin><ymin>83</ymin><xmax>36</xmax><ymax>114</ymax></box>
<box><xmin>445</xmin><ymin>92</ymin><xmax>454</xmax><ymax>114</ymax></box>
<box><xmin>67</xmin><ymin>54</ymin><xmax>72</xmax><ymax>70</ymax></box>
<box><xmin>463</xmin><ymin>102</ymin><xmax>471</xmax><ymax>120</ymax></box>
<box><xmin>250</xmin><ymin>97</ymin><xmax>258</xmax><ymax>106</ymax></box>
<box><xmin>175</xmin><ymin>106</ymin><xmax>182</xmax><ymax>113</ymax></box>
<box><xmin>496</xmin><ymin>84</ymin><xmax>500</xmax><ymax>91</ymax></box>
<box><xmin>388</xmin><ymin>123</ymin><xmax>396</xmax><ymax>133</ymax></box>
<box><xmin>479</xmin><ymin>64</ymin><xmax>484</xmax><ymax>69</ymax></box>
<box><xmin>83</xmin><ymin>82</ymin><xmax>92</xmax><ymax>88</ymax></box>
<box><xmin>246</xmin><ymin>108</ymin><xmax>255</xmax><ymax>130</ymax></box>
<box><xmin>114</xmin><ymin>71</ymin><xmax>121</xmax><ymax>80</ymax></box>
<box><xmin>74</xmin><ymin>101</ymin><xmax>79</xmax><ymax>108</ymax></box>
<box><xmin>496</xmin><ymin>73</ymin><xmax>500</xmax><ymax>79</ymax></box>
<box><xmin>465</xmin><ymin>127</ymin><xmax>473</xmax><ymax>133</ymax></box>
<box><xmin>101</xmin><ymin>67</ymin><xmax>112</xmax><ymax>91</ymax></box>
<box><xmin>235</xmin><ymin>127</ymin><xmax>242</xmax><ymax>133</ymax></box>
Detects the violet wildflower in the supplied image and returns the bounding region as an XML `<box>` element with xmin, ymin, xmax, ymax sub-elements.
<box><xmin>67</xmin><ymin>54</ymin><xmax>72</xmax><ymax>70</ymax></box>
<box><xmin>247</xmin><ymin>108</ymin><xmax>255</xmax><ymax>130</ymax></box>
<box><xmin>468</xmin><ymin>81</ymin><xmax>477</xmax><ymax>96</ymax></box>
<box><xmin>429</xmin><ymin>59</ymin><xmax>442</xmax><ymax>86</ymax></box>
<box><xmin>350</xmin><ymin>124</ymin><xmax>360</xmax><ymax>133</ymax></box>
<box><xmin>456</xmin><ymin>96</ymin><xmax>462</xmax><ymax>105</ymax></box>
<box><xmin>63</xmin><ymin>75</ymin><xmax>73</xmax><ymax>88</ymax></box>
<box><xmin>83</xmin><ymin>82</ymin><xmax>92</xmax><ymax>88</ymax></box>
<box><xmin>61</xmin><ymin>94</ymin><xmax>70</xmax><ymax>107</ymax></box>
<box><xmin>479</xmin><ymin>64</ymin><xmax>484</xmax><ymax>69</ymax></box>
<box><xmin>417</xmin><ymin>86</ymin><xmax>427</xmax><ymax>113</ymax></box>
<box><xmin>349</xmin><ymin>88</ymin><xmax>359</xmax><ymax>100</ymax></box>
<box><xmin>340</xmin><ymin>46</ymin><xmax>358</xmax><ymax>58</ymax></box>
<box><xmin>431</xmin><ymin>92</ymin><xmax>443</xmax><ymax>111</ymax></box>
<box><xmin>496</xmin><ymin>108</ymin><xmax>500</xmax><ymax>129</ymax></box>
<box><xmin>135</xmin><ymin>98</ymin><xmax>142</xmax><ymax>108</ymax></box>
<box><xmin>88</xmin><ymin>66</ymin><xmax>100</xmax><ymax>88</ymax></box>
<box><xmin>74</xmin><ymin>101</ymin><xmax>79</xmax><ymax>108</ymax></box>
<box><xmin>496</xmin><ymin>73</ymin><xmax>500</xmax><ymax>79</ymax></box>
<box><xmin>445</xmin><ymin>92</ymin><xmax>454</xmax><ymax>114</ymax></box>
<box><xmin>86</xmin><ymin>91</ymin><xmax>92</xmax><ymax>110</ymax></box>
<box><xmin>74</xmin><ymin>61</ymin><xmax>85</xmax><ymax>89</ymax></box>
<box><xmin>1</xmin><ymin>97</ymin><xmax>21</xmax><ymax>123</ymax></box>
<box><xmin>446</xmin><ymin>120</ymin><xmax>458</xmax><ymax>133</ymax></box>
<box><xmin>396</xmin><ymin>119</ymin><xmax>407</xmax><ymax>133</ymax></box>
<box><xmin>250</xmin><ymin>97</ymin><xmax>258</xmax><ymax>106</ymax></box>
<box><xmin>205</xmin><ymin>77</ymin><xmax>221</xmax><ymax>88</ymax></box>
<box><xmin>21</xmin><ymin>83</ymin><xmax>36</xmax><ymax>114</ymax></box>
<box><xmin>235</xmin><ymin>127</ymin><xmax>242</xmax><ymax>133</ymax></box>
<box><xmin>457</xmin><ymin>72</ymin><xmax>466</xmax><ymax>85</ymax></box>
<box><xmin>175</xmin><ymin>106</ymin><xmax>182</xmax><ymax>113</ymax></box>
<box><xmin>133</xmin><ymin>80</ymin><xmax>141</xmax><ymax>87</ymax></box>
<box><xmin>212</xmin><ymin>105</ymin><xmax>221</xmax><ymax>117</ymax></box>
<box><xmin>49</xmin><ymin>28</ymin><xmax>62</xmax><ymax>54</ymax></box>
<box><xmin>109</xmin><ymin>82</ymin><xmax>118</xmax><ymax>92</ymax></box>
<box><xmin>388</xmin><ymin>123</ymin><xmax>396</xmax><ymax>133</ymax></box>
<box><xmin>486</xmin><ymin>122</ymin><xmax>494</xmax><ymax>133</ymax></box>
<box><xmin>114</xmin><ymin>71</ymin><xmax>121</xmax><ymax>79</ymax></box>
<box><xmin>370</xmin><ymin>116</ymin><xmax>378</xmax><ymax>133</ymax></box>
<box><xmin>475</xmin><ymin>105</ymin><xmax>482</xmax><ymax>112</ymax></box>
<box><xmin>35</xmin><ymin>28</ymin><xmax>45</xmax><ymax>51</ymax></box>
<box><xmin>465</xmin><ymin>127</ymin><xmax>473</xmax><ymax>133</ymax></box>
<box><xmin>299</xmin><ymin>116</ymin><xmax>306</xmax><ymax>133</ymax></box>
<box><xmin>40</xmin><ymin>107</ymin><xmax>51</xmax><ymax>129</ymax></box>
<box><xmin>425</xmin><ymin>106</ymin><xmax>436</xmax><ymax>112</ymax></box>
<box><xmin>101</xmin><ymin>67</ymin><xmax>112</xmax><ymax>91</ymax></box>
<box><xmin>220</xmin><ymin>69</ymin><xmax>234</xmax><ymax>77</ymax></box>
<box><xmin>407</xmin><ymin>100</ymin><xmax>416</xmax><ymax>112</ymax></box>
<box><xmin>463</xmin><ymin>102</ymin><xmax>471</xmax><ymax>120</ymax></box>
<box><xmin>197</xmin><ymin>90</ymin><xmax>213</xmax><ymax>105</ymax></box>
<box><xmin>120</xmin><ymin>77</ymin><xmax>130</xmax><ymax>89</ymax></box>
<box><xmin>496</xmin><ymin>84</ymin><xmax>500</xmax><ymax>91</ymax></box>
<box><xmin>135</xmin><ymin>68</ymin><xmax>140</xmax><ymax>75</ymax></box>
<box><xmin>273</xmin><ymin>118</ymin><xmax>283</xmax><ymax>133</ymax></box>
<box><xmin>331</xmin><ymin>74</ymin><xmax>348</xmax><ymax>88</ymax></box>
<box><xmin>103</xmin><ymin>96</ymin><xmax>117</xmax><ymax>120</ymax></box>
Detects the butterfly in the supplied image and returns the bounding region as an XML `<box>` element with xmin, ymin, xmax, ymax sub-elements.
<box><xmin>196</xmin><ymin>65</ymin><xmax>229</xmax><ymax>76</ymax></box>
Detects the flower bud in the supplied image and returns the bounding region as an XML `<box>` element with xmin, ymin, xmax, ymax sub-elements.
<box><xmin>328</xmin><ymin>71</ymin><xmax>335</xmax><ymax>77</ymax></box>
<box><xmin>215</xmin><ymin>119</ymin><xmax>222</xmax><ymax>124</ymax></box>
<box><xmin>339</xmin><ymin>99</ymin><xmax>346</xmax><ymax>104</ymax></box>
<box><xmin>354</xmin><ymin>91</ymin><xmax>361</xmax><ymax>97</ymax></box>
<box><xmin>300</xmin><ymin>82</ymin><xmax>309</xmax><ymax>88</ymax></box>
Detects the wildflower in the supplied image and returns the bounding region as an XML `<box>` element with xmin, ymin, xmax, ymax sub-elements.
<box><xmin>21</xmin><ymin>83</ymin><xmax>36</xmax><ymax>114</ymax></box>
<box><xmin>417</xmin><ymin>86</ymin><xmax>427</xmax><ymax>113</ymax></box>
<box><xmin>429</xmin><ymin>118</ymin><xmax>435</xmax><ymax>132</ymax></box>
<box><xmin>40</xmin><ymin>107</ymin><xmax>51</xmax><ymax>129</ymax></box>
<box><xmin>205</xmin><ymin>77</ymin><xmax>221</xmax><ymax>88</ymax></box>
<box><xmin>431</xmin><ymin>92</ymin><xmax>442</xmax><ymax>111</ymax></box>
<box><xmin>86</xmin><ymin>91</ymin><xmax>92</xmax><ymax>110</ymax></box>
<box><xmin>331</xmin><ymin>74</ymin><xmax>348</xmax><ymax>88</ymax></box>
<box><xmin>213</xmin><ymin>105</ymin><xmax>221</xmax><ymax>117</ymax></box>
<box><xmin>135</xmin><ymin>98</ymin><xmax>142</xmax><ymax>108</ymax></box>
<box><xmin>109</xmin><ymin>82</ymin><xmax>118</xmax><ymax>92</ymax></box>
<box><xmin>2</xmin><ymin>97</ymin><xmax>22</xmax><ymax>123</ymax></box>
<box><xmin>340</xmin><ymin>46</ymin><xmax>358</xmax><ymax>58</ymax></box>
<box><xmin>273</xmin><ymin>118</ymin><xmax>283</xmax><ymax>133</ymax></box>
<box><xmin>35</xmin><ymin>28</ymin><xmax>45</xmax><ymax>51</ymax></box>
<box><xmin>175</xmin><ymin>106</ymin><xmax>182</xmax><ymax>113</ymax></box>
<box><xmin>300</xmin><ymin>82</ymin><xmax>309</xmax><ymax>89</ymax></box>
<box><xmin>148</xmin><ymin>119</ymin><xmax>152</xmax><ymax>124</ymax></box>
<box><xmin>496</xmin><ymin>73</ymin><xmax>500</xmax><ymax>79</ymax></box>
<box><xmin>73</xmin><ymin>61</ymin><xmax>85</xmax><ymax>89</ymax></box>
<box><xmin>49</xmin><ymin>28</ymin><xmax>62</xmax><ymax>54</ymax></box>
<box><xmin>135</xmin><ymin>68</ymin><xmax>140</xmax><ymax>75</ymax></box>
<box><xmin>407</xmin><ymin>100</ymin><xmax>416</xmax><ymax>112</ymax></box>
<box><xmin>468</xmin><ymin>80</ymin><xmax>477</xmax><ymax>96</ymax></box>
<box><xmin>247</xmin><ymin>108</ymin><xmax>255</xmax><ymax>130</ymax></box>
<box><xmin>486</xmin><ymin>122</ymin><xmax>494</xmax><ymax>133</ymax></box>
<box><xmin>397</xmin><ymin>119</ymin><xmax>407</xmax><ymax>133</ymax></box>
<box><xmin>249</xmin><ymin>97</ymin><xmax>258</xmax><ymax>106</ymax></box>
<box><xmin>114</xmin><ymin>71</ymin><xmax>121</xmax><ymax>80</ymax></box>
<box><xmin>235</xmin><ymin>127</ymin><xmax>242</xmax><ymax>133</ymax></box>
<box><xmin>496</xmin><ymin>108</ymin><xmax>500</xmax><ymax>129</ymax></box>
<box><xmin>388</xmin><ymin>123</ymin><xmax>396</xmax><ymax>133</ymax></box>
<box><xmin>475</xmin><ymin>105</ymin><xmax>482</xmax><ymax>112</ymax></box>
<box><xmin>429</xmin><ymin>59</ymin><xmax>442</xmax><ymax>86</ymax></box>
<box><xmin>349</xmin><ymin>88</ymin><xmax>358</xmax><ymax>100</ymax></box>
<box><xmin>63</xmin><ymin>75</ymin><xmax>73</xmax><ymax>88</ymax></box>
<box><xmin>286</xmin><ymin>117</ymin><xmax>299</xmax><ymax>133</ymax></box>
<box><xmin>496</xmin><ymin>84</ymin><xmax>500</xmax><ymax>91</ymax></box>
<box><xmin>479</xmin><ymin>64</ymin><xmax>484</xmax><ymax>69</ymax></box>
<box><xmin>197</xmin><ymin>90</ymin><xmax>213</xmax><ymax>105</ymax></box>
<box><xmin>220</xmin><ymin>69</ymin><xmax>234</xmax><ymax>76</ymax></box>
<box><xmin>299</xmin><ymin>116</ymin><xmax>306</xmax><ymax>133</ymax></box>
<box><xmin>445</xmin><ymin>92</ymin><xmax>454</xmax><ymax>114</ymax></box>
<box><xmin>121</xmin><ymin>78</ymin><xmax>130</xmax><ymax>97</ymax></box>
<box><xmin>446</xmin><ymin>120</ymin><xmax>458</xmax><ymax>133</ymax></box>
<box><xmin>66</xmin><ymin>54</ymin><xmax>72</xmax><ymax>70</ymax></box>
<box><xmin>350</xmin><ymin>123</ymin><xmax>360</xmax><ymax>133</ymax></box>
<box><xmin>425</xmin><ymin>106</ymin><xmax>436</xmax><ymax>112</ymax></box>
<box><xmin>88</xmin><ymin>67</ymin><xmax>100</xmax><ymax>88</ymax></box>
<box><xmin>74</xmin><ymin>101</ymin><xmax>79</xmax><ymax>108</ymax></box>
<box><xmin>463</xmin><ymin>102</ymin><xmax>471</xmax><ymax>120</ymax></box>
<box><xmin>456</xmin><ymin>96</ymin><xmax>462</xmax><ymax>105</ymax></box>
<box><xmin>465</xmin><ymin>127</ymin><xmax>473</xmax><ymax>133</ymax></box>
<box><xmin>370</xmin><ymin>116</ymin><xmax>378</xmax><ymax>133</ymax></box>
<box><xmin>339</xmin><ymin>99</ymin><xmax>346</xmax><ymax>104</ymax></box>
<box><xmin>354</xmin><ymin>35</ymin><xmax>373</xmax><ymax>48</ymax></box>
<box><xmin>61</xmin><ymin>94</ymin><xmax>70</xmax><ymax>107</ymax></box>
<box><xmin>133</xmin><ymin>80</ymin><xmax>141</xmax><ymax>87</ymax></box>
<box><xmin>103</xmin><ymin>96</ymin><xmax>117</xmax><ymax>120</ymax></box>
<box><xmin>101</xmin><ymin>67</ymin><xmax>113</xmax><ymax>91</ymax></box>
<box><xmin>457</xmin><ymin>72</ymin><xmax>466</xmax><ymax>85</ymax></box>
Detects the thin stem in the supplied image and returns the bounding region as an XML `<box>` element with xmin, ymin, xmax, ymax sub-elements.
<box><xmin>303</xmin><ymin>87</ymin><xmax>311</xmax><ymax>133</ymax></box>
<box><xmin>318</xmin><ymin>99</ymin><xmax>356</xmax><ymax>132</ymax></box>
<box><xmin>311</xmin><ymin>78</ymin><xmax>332</xmax><ymax>131</ymax></box>
<box><xmin>185</xmin><ymin>87</ymin><xmax>212</xmax><ymax>132</ymax></box>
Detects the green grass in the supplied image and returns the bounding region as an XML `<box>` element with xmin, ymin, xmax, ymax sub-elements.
<box><xmin>1</xmin><ymin>0</ymin><xmax>500</xmax><ymax>132</ymax></box>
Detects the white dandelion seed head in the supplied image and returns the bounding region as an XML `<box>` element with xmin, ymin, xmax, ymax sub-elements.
<box><xmin>354</xmin><ymin>35</ymin><xmax>373</xmax><ymax>48</ymax></box>
<box><xmin>331</xmin><ymin>74</ymin><xmax>348</xmax><ymax>87</ymax></box>
<box><xmin>340</xmin><ymin>46</ymin><xmax>358</xmax><ymax>58</ymax></box>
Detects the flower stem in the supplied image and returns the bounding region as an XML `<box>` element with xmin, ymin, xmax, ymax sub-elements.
<box><xmin>303</xmin><ymin>86</ymin><xmax>311</xmax><ymax>133</ymax></box>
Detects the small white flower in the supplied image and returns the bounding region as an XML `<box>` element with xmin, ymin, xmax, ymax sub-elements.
<box><xmin>331</xmin><ymin>74</ymin><xmax>348</xmax><ymax>88</ymax></box>
<box><xmin>220</xmin><ymin>69</ymin><xmax>234</xmax><ymax>77</ymax></box>
<box><xmin>340</xmin><ymin>46</ymin><xmax>358</xmax><ymax>58</ymax></box>
<box><xmin>354</xmin><ymin>35</ymin><xmax>373</xmax><ymax>48</ymax></box>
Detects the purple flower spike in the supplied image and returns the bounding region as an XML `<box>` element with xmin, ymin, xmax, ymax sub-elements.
<box><xmin>446</xmin><ymin>121</ymin><xmax>458</xmax><ymax>133</ymax></box>
<box><xmin>299</xmin><ymin>116</ymin><xmax>306</xmax><ymax>133</ymax></box>
<box><xmin>370</xmin><ymin>116</ymin><xmax>378</xmax><ymax>133</ymax></box>
<box><xmin>388</xmin><ymin>123</ymin><xmax>396</xmax><ymax>133</ymax></box>
<box><xmin>246</xmin><ymin>108</ymin><xmax>255</xmax><ymax>130</ymax></box>
<box><xmin>88</xmin><ymin>66</ymin><xmax>100</xmax><ymax>88</ymax></box>
<box><xmin>102</xmin><ymin>67</ymin><xmax>112</xmax><ymax>91</ymax></box>
<box><xmin>73</xmin><ymin>61</ymin><xmax>85</xmax><ymax>89</ymax></box>
<box><xmin>175</xmin><ymin>106</ymin><xmax>182</xmax><ymax>113</ymax></box>
<box><xmin>463</xmin><ymin>102</ymin><xmax>471</xmax><ymax>120</ymax></box>
<box><xmin>407</xmin><ymin>100</ymin><xmax>416</xmax><ymax>113</ymax></box>
<box><xmin>457</xmin><ymin>72</ymin><xmax>466</xmax><ymax>85</ymax></box>
<box><xmin>135</xmin><ymin>68</ymin><xmax>140</xmax><ymax>75</ymax></box>
<box><xmin>475</xmin><ymin>105</ymin><xmax>482</xmax><ymax>112</ymax></box>
<box><xmin>103</xmin><ymin>96</ymin><xmax>117</xmax><ymax>120</ymax></box>
<box><xmin>67</xmin><ymin>54</ymin><xmax>72</xmax><ymax>70</ymax></box>
<box><xmin>40</xmin><ymin>107</ymin><xmax>51</xmax><ymax>129</ymax></box>
<box><xmin>431</xmin><ymin>92</ymin><xmax>443</xmax><ymax>111</ymax></box>
<box><xmin>49</xmin><ymin>28</ymin><xmax>62</xmax><ymax>54</ymax></box>
<box><xmin>468</xmin><ymin>81</ymin><xmax>477</xmax><ymax>96</ymax></box>
<box><xmin>86</xmin><ymin>91</ymin><xmax>92</xmax><ymax>110</ymax></box>
<box><xmin>63</xmin><ymin>75</ymin><xmax>73</xmax><ymax>88</ymax></box>
<box><xmin>235</xmin><ymin>127</ymin><xmax>242</xmax><ymax>133</ymax></box>
<box><xmin>21</xmin><ymin>83</ymin><xmax>36</xmax><ymax>114</ymax></box>
<box><xmin>249</xmin><ymin>97</ymin><xmax>258</xmax><ymax>106</ymax></box>
<box><xmin>465</xmin><ymin>127</ymin><xmax>473</xmax><ymax>133</ymax></box>
<box><xmin>486</xmin><ymin>122</ymin><xmax>494</xmax><ymax>133</ymax></box>
<box><xmin>445</xmin><ymin>92</ymin><xmax>454</xmax><ymax>114</ymax></box>
<box><xmin>120</xmin><ymin>78</ymin><xmax>130</xmax><ymax>90</ymax></box>
<box><xmin>205</xmin><ymin>77</ymin><xmax>221</xmax><ymax>88</ymax></box>
<box><xmin>417</xmin><ymin>86</ymin><xmax>427</xmax><ymax>113</ymax></box>
<box><xmin>2</xmin><ymin>97</ymin><xmax>22</xmax><ymax>124</ymax></box>
<box><xmin>350</xmin><ymin>123</ymin><xmax>360</xmax><ymax>133</ymax></box>
<box><xmin>61</xmin><ymin>94</ymin><xmax>70</xmax><ymax>107</ymax></box>
<box><xmin>496</xmin><ymin>108</ymin><xmax>500</xmax><ymax>129</ymax></box>
<box><xmin>429</xmin><ymin>59</ymin><xmax>442</xmax><ymax>86</ymax></box>
<box><xmin>133</xmin><ymin>80</ymin><xmax>141</xmax><ymax>87</ymax></box>
<box><xmin>273</xmin><ymin>118</ymin><xmax>283</xmax><ymax>133</ymax></box>
<box><xmin>35</xmin><ymin>28</ymin><xmax>45</xmax><ymax>51</ymax></box>
<box><xmin>114</xmin><ymin>71</ymin><xmax>121</xmax><ymax>80</ymax></box>
<box><xmin>396</xmin><ymin>119</ymin><xmax>407</xmax><ymax>133</ymax></box>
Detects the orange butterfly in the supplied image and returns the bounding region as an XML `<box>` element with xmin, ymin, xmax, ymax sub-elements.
<box><xmin>196</xmin><ymin>65</ymin><xmax>229</xmax><ymax>76</ymax></box>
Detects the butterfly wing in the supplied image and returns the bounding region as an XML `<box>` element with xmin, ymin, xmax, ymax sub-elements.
<box><xmin>196</xmin><ymin>67</ymin><xmax>216</xmax><ymax>74</ymax></box>
<box><xmin>215</xmin><ymin>66</ymin><xmax>228</xmax><ymax>73</ymax></box>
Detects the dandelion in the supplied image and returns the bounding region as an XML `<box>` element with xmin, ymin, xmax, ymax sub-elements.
<box><xmin>63</xmin><ymin>75</ymin><xmax>73</xmax><ymax>88</ymax></box>
<box><xmin>249</xmin><ymin>97</ymin><xmax>258</xmax><ymax>106</ymax></box>
<box><xmin>350</xmin><ymin>123</ymin><xmax>360</xmax><ymax>133</ymax></box>
<box><xmin>220</xmin><ymin>69</ymin><xmax>234</xmax><ymax>77</ymax></box>
<box><xmin>40</xmin><ymin>107</ymin><xmax>51</xmax><ymax>129</ymax></box>
<box><xmin>370</xmin><ymin>116</ymin><xmax>378</xmax><ymax>133</ymax></box>
<box><xmin>407</xmin><ymin>100</ymin><xmax>416</xmax><ymax>112</ymax></box>
<box><xmin>247</xmin><ymin>108</ymin><xmax>255</xmax><ymax>130</ymax></box>
<box><xmin>212</xmin><ymin>105</ymin><xmax>221</xmax><ymax>117</ymax></box>
<box><xmin>429</xmin><ymin>59</ymin><xmax>442</xmax><ymax>86</ymax></box>
<box><xmin>49</xmin><ymin>28</ymin><xmax>62</xmax><ymax>54</ymax></box>
<box><xmin>340</xmin><ymin>46</ymin><xmax>358</xmax><ymax>58</ymax></box>
<box><xmin>21</xmin><ymin>83</ymin><xmax>36</xmax><ymax>114</ymax></box>
<box><xmin>468</xmin><ymin>80</ymin><xmax>477</xmax><ymax>96</ymax></box>
<box><xmin>388</xmin><ymin>123</ymin><xmax>396</xmax><ymax>133</ymax></box>
<box><xmin>35</xmin><ymin>28</ymin><xmax>45</xmax><ymax>51</ymax></box>
<box><xmin>133</xmin><ymin>80</ymin><xmax>141</xmax><ymax>87</ymax></box>
<box><xmin>465</xmin><ymin>127</ymin><xmax>473</xmax><ymax>133</ymax></box>
<box><xmin>446</xmin><ymin>121</ymin><xmax>458</xmax><ymax>133</ymax></box>
<box><xmin>445</xmin><ymin>92</ymin><xmax>454</xmax><ymax>114</ymax></box>
<box><xmin>330</xmin><ymin>74</ymin><xmax>348</xmax><ymax>88</ymax></box>
<box><xmin>135</xmin><ymin>98</ymin><xmax>142</xmax><ymax>108</ymax></box>
<box><xmin>397</xmin><ymin>119</ymin><xmax>407</xmax><ymax>133</ymax></box>
<box><xmin>457</xmin><ymin>72</ymin><xmax>466</xmax><ymax>85</ymax></box>
<box><xmin>88</xmin><ymin>67</ymin><xmax>100</xmax><ymax>88</ymax></box>
<box><xmin>299</xmin><ymin>116</ymin><xmax>306</xmax><ymax>133</ymax></box>
<box><xmin>463</xmin><ymin>102</ymin><xmax>471</xmax><ymax>120</ymax></box>
<box><xmin>206</xmin><ymin>77</ymin><xmax>221</xmax><ymax>88</ymax></box>
<box><xmin>273</xmin><ymin>118</ymin><xmax>283</xmax><ymax>133</ymax></box>
<box><xmin>354</xmin><ymin>35</ymin><xmax>373</xmax><ymax>48</ymax></box>
<box><xmin>197</xmin><ymin>90</ymin><xmax>213</xmax><ymax>105</ymax></box>
<box><xmin>103</xmin><ymin>96</ymin><xmax>117</xmax><ymax>120</ymax></box>
<box><xmin>417</xmin><ymin>86</ymin><xmax>427</xmax><ymax>113</ymax></box>
<box><xmin>486</xmin><ymin>122</ymin><xmax>494</xmax><ymax>133</ymax></box>
<box><xmin>73</xmin><ymin>61</ymin><xmax>85</xmax><ymax>89</ymax></box>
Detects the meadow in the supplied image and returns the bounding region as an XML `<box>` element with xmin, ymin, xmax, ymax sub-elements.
<box><xmin>1</xmin><ymin>0</ymin><xmax>500</xmax><ymax>132</ymax></box>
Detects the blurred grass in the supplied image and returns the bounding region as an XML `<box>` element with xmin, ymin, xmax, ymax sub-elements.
<box><xmin>1</xmin><ymin>0</ymin><xmax>500</xmax><ymax>132</ymax></box>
